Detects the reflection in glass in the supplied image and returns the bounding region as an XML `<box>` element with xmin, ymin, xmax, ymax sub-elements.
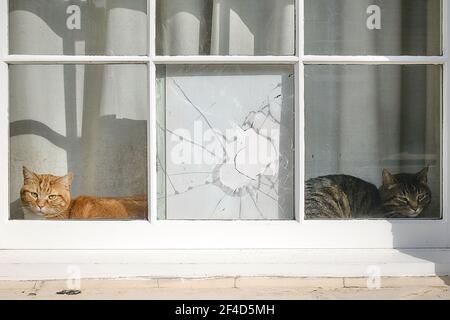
<box><xmin>156</xmin><ymin>0</ymin><xmax>295</xmax><ymax>56</ymax></box>
<box><xmin>9</xmin><ymin>0</ymin><xmax>147</xmax><ymax>55</ymax></box>
<box><xmin>157</xmin><ymin>65</ymin><xmax>295</xmax><ymax>220</ymax></box>
<box><xmin>305</xmin><ymin>65</ymin><xmax>441</xmax><ymax>219</ymax></box>
<box><xmin>9</xmin><ymin>65</ymin><xmax>148</xmax><ymax>220</ymax></box>
<box><xmin>305</xmin><ymin>0</ymin><xmax>442</xmax><ymax>55</ymax></box>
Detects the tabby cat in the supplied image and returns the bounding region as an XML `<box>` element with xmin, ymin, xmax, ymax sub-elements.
<box><xmin>20</xmin><ymin>167</ymin><xmax>147</xmax><ymax>220</ymax></box>
<box><xmin>305</xmin><ymin>167</ymin><xmax>431</xmax><ymax>219</ymax></box>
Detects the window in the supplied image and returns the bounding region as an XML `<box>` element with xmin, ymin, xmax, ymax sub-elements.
<box><xmin>156</xmin><ymin>64</ymin><xmax>295</xmax><ymax>220</ymax></box>
<box><xmin>0</xmin><ymin>0</ymin><xmax>449</xmax><ymax>249</ymax></box>
<box><xmin>9</xmin><ymin>64</ymin><xmax>148</xmax><ymax>220</ymax></box>
<box><xmin>305</xmin><ymin>64</ymin><xmax>442</xmax><ymax>220</ymax></box>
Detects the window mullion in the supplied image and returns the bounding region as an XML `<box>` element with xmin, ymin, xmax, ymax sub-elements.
<box><xmin>303</xmin><ymin>55</ymin><xmax>447</xmax><ymax>65</ymax></box>
<box><xmin>0</xmin><ymin>60</ymin><xmax>7</xmax><ymax>224</ymax></box>
<box><xmin>0</xmin><ymin>0</ymin><xmax>7</xmax><ymax>59</ymax></box>
<box><xmin>148</xmin><ymin>0</ymin><xmax>157</xmax><ymax>223</ymax></box>
<box><xmin>444</xmin><ymin>0</ymin><xmax>448</xmax><ymax>60</ymax></box>
<box><xmin>4</xmin><ymin>55</ymin><xmax>149</xmax><ymax>64</ymax></box>
<box><xmin>444</xmin><ymin>0</ymin><xmax>450</xmax><ymax>246</ymax></box>
<box><xmin>149</xmin><ymin>0</ymin><xmax>156</xmax><ymax>59</ymax></box>
<box><xmin>0</xmin><ymin>0</ymin><xmax>8</xmax><ymax>225</ymax></box>
<box><xmin>297</xmin><ymin>0</ymin><xmax>304</xmax><ymax>58</ymax></box>
<box><xmin>148</xmin><ymin>61</ymin><xmax>157</xmax><ymax>224</ymax></box>
<box><xmin>296</xmin><ymin>0</ymin><xmax>304</xmax><ymax>223</ymax></box>
<box><xmin>295</xmin><ymin>62</ymin><xmax>304</xmax><ymax>223</ymax></box>
<box><xmin>153</xmin><ymin>56</ymin><xmax>299</xmax><ymax>64</ymax></box>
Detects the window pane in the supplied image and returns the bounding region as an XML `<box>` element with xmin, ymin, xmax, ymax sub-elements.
<box><xmin>305</xmin><ymin>65</ymin><xmax>441</xmax><ymax>220</ymax></box>
<box><xmin>157</xmin><ymin>65</ymin><xmax>295</xmax><ymax>220</ymax></box>
<box><xmin>9</xmin><ymin>0</ymin><xmax>147</xmax><ymax>55</ymax></box>
<box><xmin>305</xmin><ymin>0</ymin><xmax>442</xmax><ymax>55</ymax></box>
<box><xmin>9</xmin><ymin>64</ymin><xmax>148</xmax><ymax>220</ymax></box>
<box><xmin>156</xmin><ymin>0</ymin><xmax>295</xmax><ymax>56</ymax></box>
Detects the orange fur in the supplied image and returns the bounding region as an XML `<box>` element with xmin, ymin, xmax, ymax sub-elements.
<box><xmin>20</xmin><ymin>167</ymin><xmax>147</xmax><ymax>220</ymax></box>
<box><xmin>66</xmin><ymin>196</ymin><xmax>147</xmax><ymax>220</ymax></box>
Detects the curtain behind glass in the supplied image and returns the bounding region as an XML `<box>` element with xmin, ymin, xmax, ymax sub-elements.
<box><xmin>157</xmin><ymin>0</ymin><xmax>295</xmax><ymax>55</ymax></box>
<box><xmin>304</xmin><ymin>0</ymin><xmax>441</xmax><ymax>55</ymax></box>
<box><xmin>9</xmin><ymin>0</ymin><xmax>147</xmax><ymax>55</ymax></box>
<box><xmin>9</xmin><ymin>2</ymin><xmax>148</xmax><ymax>219</ymax></box>
<box><xmin>304</xmin><ymin>1</ymin><xmax>441</xmax><ymax>218</ymax></box>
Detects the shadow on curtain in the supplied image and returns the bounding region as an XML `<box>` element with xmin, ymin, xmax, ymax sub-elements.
<box><xmin>9</xmin><ymin>1</ymin><xmax>148</xmax><ymax>220</ymax></box>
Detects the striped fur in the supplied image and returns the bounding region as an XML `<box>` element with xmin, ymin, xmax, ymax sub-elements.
<box><xmin>305</xmin><ymin>175</ymin><xmax>381</xmax><ymax>219</ymax></box>
<box><xmin>305</xmin><ymin>168</ymin><xmax>431</xmax><ymax>219</ymax></box>
<box><xmin>379</xmin><ymin>168</ymin><xmax>431</xmax><ymax>218</ymax></box>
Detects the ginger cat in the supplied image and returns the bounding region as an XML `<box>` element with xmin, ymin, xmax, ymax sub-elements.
<box><xmin>20</xmin><ymin>166</ymin><xmax>147</xmax><ymax>220</ymax></box>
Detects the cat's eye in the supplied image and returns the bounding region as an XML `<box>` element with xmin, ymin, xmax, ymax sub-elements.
<box><xmin>48</xmin><ymin>195</ymin><xmax>57</xmax><ymax>200</ymax></box>
<box><xmin>29</xmin><ymin>192</ymin><xmax>38</xmax><ymax>198</ymax></box>
<box><xmin>418</xmin><ymin>194</ymin><xmax>427</xmax><ymax>201</ymax></box>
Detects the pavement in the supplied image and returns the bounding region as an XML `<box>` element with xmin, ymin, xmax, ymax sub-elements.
<box><xmin>1</xmin><ymin>277</ymin><xmax>450</xmax><ymax>300</ymax></box>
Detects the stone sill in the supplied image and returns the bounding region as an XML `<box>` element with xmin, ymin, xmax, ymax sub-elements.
<box><xmin>2</xmin><ymin>249</ymin><xmax>450</xmax><ymax>280</ymax></box>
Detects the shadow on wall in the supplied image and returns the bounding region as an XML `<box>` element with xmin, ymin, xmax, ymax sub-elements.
<box><xmin>375</xmin><ymin>0</ymin><xmax>447</xmax><ymax>276</ymax></box>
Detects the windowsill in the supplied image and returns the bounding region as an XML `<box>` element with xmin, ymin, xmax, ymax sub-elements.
<box><xmin>1</xmin><ymin>248</ymin><xmax>450</xmax><ymax>280</ymax></box>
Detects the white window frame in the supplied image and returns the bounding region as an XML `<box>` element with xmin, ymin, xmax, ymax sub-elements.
<box><xmin>0</xmin><ymin>0</ymin><xmax>449</xmax><ymax>250</ymax></box>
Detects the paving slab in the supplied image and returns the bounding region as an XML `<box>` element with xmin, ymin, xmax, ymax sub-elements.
<box><xmin>0</xmin><ymin>277</ymin><xmax>449</xmax><ymax>300</ymax></box>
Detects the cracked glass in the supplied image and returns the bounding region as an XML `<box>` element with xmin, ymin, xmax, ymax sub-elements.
<box><xmin>157</xmin><ymin>65</ymin><xmax>295</xmax><ymax>220</ymax></box>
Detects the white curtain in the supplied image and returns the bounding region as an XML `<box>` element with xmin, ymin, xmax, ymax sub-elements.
<box><xmin>9</xmin><ymin>1</ymin><xmax>148</xmax><ymax>219</ymax></box>
<box><xmin>304</xmin><ymin>0</ymin><xmax>441</xmax><ymax>55</ymax></box>
<box><xmin>157</xmin><ymin>0</ymin><xmax>295</xmax><ymax>55</ymax></box>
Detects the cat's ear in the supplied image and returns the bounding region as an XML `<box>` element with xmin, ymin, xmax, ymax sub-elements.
<box><xmin>417</xmin><ymin>166</ymin><xmax>429</xmax><ymax>184</ymax></box>
<box><xmin>56</xmin><ymin>172</ymin><xmax>73</xmax><ymax>189</ymax></box>
<box><xmin>22</xmin><ymin>166</ymin><xmax>38</xmax><ymax>181</ymax></box>
<box><xmin>382</xmin><ymin>168</ymin><xmax>396</xmax><ymax>186</ymax></box>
